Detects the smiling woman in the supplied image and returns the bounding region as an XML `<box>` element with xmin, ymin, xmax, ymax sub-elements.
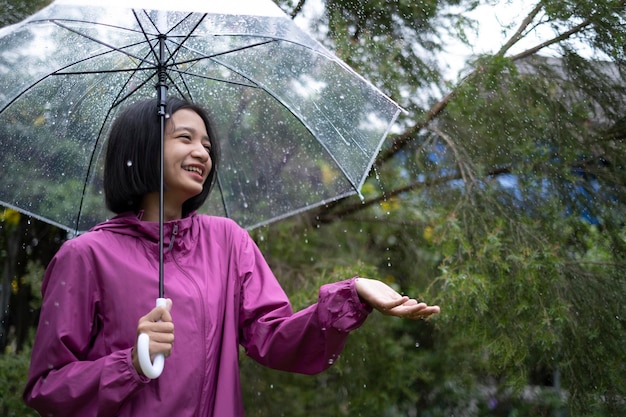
<box><xmin>102</xmin><ymin>98</ymin><xmax>220</xmax><ymax>221</ymax></box>
<box><xmin>150</xmin><ymin>108</ymin><xmax>214</xmax><ymax>221</ymax></box>
<box><xmin>22</xmin><ymin>97</ymin><xmax>439</xmax><ymax>417</ymax></box>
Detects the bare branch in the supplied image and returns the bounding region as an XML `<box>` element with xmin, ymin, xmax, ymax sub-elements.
<box><xmin>509</xmin><ymin>19</ymin><xmax>593</xmax><ymax>61</ymax></box>
<box><xmin>497</xmin><ymin>2</ymin><xmax>544</xmax><ymax>57</ymax></box>
<box><xmin>375</xmin><ymin>90</ymin><xmax>456</xmax><ymax>165</ymax></box>
<box><xmin>289</xmin><ymin>0</ymin><xmax>307</xmax><ymax>19</ymax></box>
<box><xmin>316</xmin><ymin>166</ymin><xmax>512</xmax><ymax>223</ymax></box>
<box><xmin>429</xmin><ymin>126</ymin><xmax>478</xmax><ymax>188</ymax></box>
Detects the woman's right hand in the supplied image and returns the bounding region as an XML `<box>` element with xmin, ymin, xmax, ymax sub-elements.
<box><xmin>131</xmin><ymin>299</ymin><xmax>174</xmax><ymax>375</ymax></box>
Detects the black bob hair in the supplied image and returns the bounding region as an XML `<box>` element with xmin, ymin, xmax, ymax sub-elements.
<box><xmin>104</xmin><ymin>97</ymin><xmax>220</xmax><ymax>217</ymax></box>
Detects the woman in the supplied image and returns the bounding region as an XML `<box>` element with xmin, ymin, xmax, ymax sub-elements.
<box><xmin>24</xmin><ymin>97</ymin><xmax>440</xmax><ymax>417</ymax></box>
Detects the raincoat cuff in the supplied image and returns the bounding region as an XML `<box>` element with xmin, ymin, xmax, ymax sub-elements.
<box><xmin>351</xmin><ymin>276</ymin><xmax>374</xmax><ymax>313</ymax></box>
<box><xmin>318</xmin><ymin>277</ymin><xmax>372</xmax><ymax>332</ymax></box>
<box><xmin>126</xmin><ymin>348</ymin><xmax>151</xmax><ymax>384</ymax></box>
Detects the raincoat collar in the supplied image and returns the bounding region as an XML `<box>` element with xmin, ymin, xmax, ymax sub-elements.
<box><xmin>89</xmin><ymin>211</ymin><xmax>199</xmax><ymax>247</ymax></box>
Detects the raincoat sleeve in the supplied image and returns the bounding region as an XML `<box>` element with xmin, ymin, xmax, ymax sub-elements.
<box><xmin>23</xmin><ymin>239</ymin><xmax>149</xmax><ymax>417</ymax></box>
<box><xmin>237</xmin><ymin>231</ymin><xmax>372</xmax><ymax>375</ymax></box>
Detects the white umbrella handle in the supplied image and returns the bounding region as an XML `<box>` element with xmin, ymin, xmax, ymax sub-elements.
<box><xmin>137</xmin><ymin>298</ymin><xmax>167</xmax><ymax>379</ymax></box>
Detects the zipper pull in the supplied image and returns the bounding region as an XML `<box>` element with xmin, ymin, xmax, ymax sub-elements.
<box><xmin>167</xmin><ymin>223</ymin><xmax>179</xmax><ymax>252</ymax></box>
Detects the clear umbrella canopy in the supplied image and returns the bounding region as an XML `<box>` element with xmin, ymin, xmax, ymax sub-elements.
<box><xmin>0</xmin><ymin>0</ymin><xmax>402</xmax><ymax>233</ymax></box>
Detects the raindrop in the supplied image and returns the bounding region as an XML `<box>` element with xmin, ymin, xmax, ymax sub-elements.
<box><xmin>126</xmin><ymin>160</ymin><xmax>133</xmax><ymax>167</ymax></box>
<box><xmin>327</xmin><ymin>358</ymin><xmax>334</xmax><ymax>365</ymax></box>
<box><xmin>415</xmin><ymin>342</ymin><xmax>420</xmax><ymax>348</ymax></box>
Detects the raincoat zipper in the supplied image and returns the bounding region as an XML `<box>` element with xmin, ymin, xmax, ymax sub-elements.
<box><xmin>167</xmin><ymin>224</ymin><xmax>179</xmax><ymax>253</ymax></box>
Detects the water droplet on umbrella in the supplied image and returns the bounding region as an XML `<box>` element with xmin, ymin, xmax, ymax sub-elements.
<box><xmin>328</xmin><ymin>358</ymin><xmax>334</xmax><ymax>365</ymax></box>
<box><xmin>127</xmin><ymin>160</ymin><xmax>133</xmax><ymax>167</ymax></box>
<box><xmin>54</xmin><ymin>301</ymin><xmax>59</xmax><ymax>307</ymax></box>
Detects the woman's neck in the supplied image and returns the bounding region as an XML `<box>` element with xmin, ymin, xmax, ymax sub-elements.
<box><xmin>139</xmin><ymin>193</ymin><xmax>183</xmax><ymax>222</ymax></box>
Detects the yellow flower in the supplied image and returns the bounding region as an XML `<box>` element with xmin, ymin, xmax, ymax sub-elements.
<box><xmin>423</xmin><ymin>226</ymin><xmax>434</xmax><ymax>243</ymax></box>
<box><xmin>33</xmin><ymin>115</ymin><xmax>46</xmax><ymax>127</ymax></box>
<box><xmin>1</xmin><ymin>208</ymin><xmax>21</xmax><ymax>226</ymax></box>
<box><xmin>320</xmin><ymin>163</ymin><xmax>338</xmax><ymax>185</ymax></box>
<box><xmin>380</xmin><ymin>198</ymin><xmax>399</xmax><ymax>213</ymax></box>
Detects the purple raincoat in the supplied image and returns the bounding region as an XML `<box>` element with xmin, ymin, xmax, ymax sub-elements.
<box><xmin>24</xmin><ymin>212</ymin><xmax>371</xmax><ymax>416</ymax></box>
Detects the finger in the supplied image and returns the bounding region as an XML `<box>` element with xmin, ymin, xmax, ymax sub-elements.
<box><xmin>377</xmin><ymin>295</ymin><xmax>410</xmax><ymax>311</ymax></box>
<box><xmin>137</xmin><ymin>320</ymin><xmax>174</xmax><ymax>335</ymax></box>
<box><xmin>388</xmin><ymin>303</ymin><xmax>440</xmax><ymax>319</ymax></box>
<box><xmin>142</xmin><ymin>304</ymin><xmax>173</xmax><ymax>323</ymax></box>
<box><xmin>149</xmin><ymin>340</ymin><xmax>174</xmax><ymax>358</ymax></box>
<box><xmin>148</xmin><ymin>327</ymin><xmax>175</xmax><ymax>344</ymax></box>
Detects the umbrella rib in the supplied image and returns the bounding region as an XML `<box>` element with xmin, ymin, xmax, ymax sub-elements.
<box><xmin>214</xmin><ymin>173</ymin><xmax>230</xmax><ymax>219</ymax></box>
<box><xmin>75</xmin><ymin>52</ymin><xmax>160</xmax><ymax>232</ymax></box>
<box><xmin>208</xmin><ymin>56</ymin><xmax>364</xmax><ymax>192</ymax></box>
<box><xmin>51</xmin><ymin>20</ymin><xmax>157</xmax><ymax>67</ymax></box>
<box><xmin>140</xmin><ymin>10</ymin><xmax>209</xmax><ymax>68</ymax></box>
<box><xmin>159</xmin><ymin>39</ymin><xmax>276</xmax><ymax>90</ymax></box>
<box><xmin>133</xmin><ymin>9</ymin><xmax>161</xmax><ymax>64</ymax></box>
<box><xmin>168</xmin><ymin>68</ymin><xmax>259</xmax><ymax>88</ymax></box>
<box><xmin>169</xmin><ymin>39</ymin><xmax>275</xmax><ymax>66</ymax></box>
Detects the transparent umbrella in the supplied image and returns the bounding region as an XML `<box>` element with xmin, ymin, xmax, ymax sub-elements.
<box><xmin>0</xmin><ymin>0</ymin><xmax>402</xmax><ymax>377</ymax></box>
<box><xmin>0</xmin><ymin>0</ymin><xmax>402</xmax><ymax>233</ymax></box>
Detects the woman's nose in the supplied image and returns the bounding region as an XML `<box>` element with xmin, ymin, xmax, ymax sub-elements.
<box><xmin>191</xmin><ymin>142</ymin><xmax>209</xmax><ymax>160</ymax></box>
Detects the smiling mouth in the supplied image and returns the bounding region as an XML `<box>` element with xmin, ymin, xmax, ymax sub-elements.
<box><xmin>183</xmin><ymin>166</ymin><xmax>204</xmax><ymax>176</ymax></box>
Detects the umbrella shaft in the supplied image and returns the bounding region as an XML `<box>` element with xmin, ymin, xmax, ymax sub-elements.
<box><xmin>157</xmin><ymin>34</ymin><xmax>168</xmax><ymax>299</ymax></box>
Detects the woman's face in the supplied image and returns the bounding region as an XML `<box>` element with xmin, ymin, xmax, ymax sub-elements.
<box><xmin>163</xmin><ymin>108</ymin><xmax>212</xmax><ymax>205</ymax></box>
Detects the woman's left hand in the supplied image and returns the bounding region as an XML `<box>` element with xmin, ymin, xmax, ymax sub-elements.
<box><xmin>355</xmin><ymin>277</ymin><xmax>440</xmax><ymax>320</ymax></box>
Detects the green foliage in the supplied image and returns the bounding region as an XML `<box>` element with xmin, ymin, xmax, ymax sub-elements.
<box><xmin>0</xmin><ymin>337</ymin><xmax>38</xmax><ymax>417</ymax></box>
<box><xmin>0</xmin><ymin>0</ymin><xmax>51</xmax><ymax>27</ymax></box>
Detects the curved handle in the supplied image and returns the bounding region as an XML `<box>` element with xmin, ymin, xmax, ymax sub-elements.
<box><xmin>137</xmin><ymin>298</ymin><xmax>167</xmax><ymax>379</ymax></box>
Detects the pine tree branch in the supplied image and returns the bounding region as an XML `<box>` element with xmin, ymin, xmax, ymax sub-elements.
<box><xmin>508</xmin><ymin>19</ymin><xmax>593</xmax><ymax>61</ymax></box>
<box><xmin>496</xmin><ymin>2</ymin><xmax>544</xmax><ymax>57</ymax></box>
<box><xmin>315</xmin><ymin>166</ymin><xmax>512</xmax><ymax>223</ymax></box>
<box><xmin>289</xmin><ymin>0</ymin><xmax>307</xmax><ymax>19</ymax></box>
